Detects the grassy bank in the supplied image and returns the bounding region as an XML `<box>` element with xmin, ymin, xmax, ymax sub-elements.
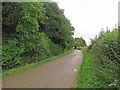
<box><xmin>2</xmin><ymin>50</ymin><xmax>73</xmax><ymax>79</ymax></box>
<box><xmin>76</xmin><ymin>48</ymin><xmax>100</xmax><ymax>88</ymax></box>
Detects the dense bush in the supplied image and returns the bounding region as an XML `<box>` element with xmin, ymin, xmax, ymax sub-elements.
<box><xmin>91</xmin><ymin>30</ymin><xmax>120</xmax><ymax>88</ymax></box>
<box><xmin>2</xmin><ymin>38</ymin><xmax>25</xmax><ymax>70</ymax></box>
<box><xmin>20</xmin><ymin>33</ymin><xmax>51</xmax><ymax>64</ymax></box>
<box><xmin>49</xmin><ymin>42</ymin><xmax>63</xmax><ymax>56</ymax></box>
<box><xmin>2</xmin><ymin>2</ymin><xmax>74</xmax><ymax>70</ymax></box>
<box><xmin>74</xmin><ymin>37</ymin><xmax>87</xmax><ymax>49</ymax></box>
<box><xmin>39</xmin><ymin>2</ymin><xmax>74</xmax><ymax>48</ymax></box>
<box><xmin>2</xmin><ymin>2</ymin><xmax>47</xmax><ymax>70</ymax></box>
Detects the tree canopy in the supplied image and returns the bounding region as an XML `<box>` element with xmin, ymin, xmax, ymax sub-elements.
<box><xmin>39</xmin><ymin>2</ymin><xmax>74</xmax><ymax>48</ymax></box>
<box><xmin>2</xmin><ymin>2</ymin><xmax>74</xmax><ymax>70</ymax></box>
<box><xmin>74</xmin><ymin>37</ymin><xmax>87</xmax><ymax>49</ymax></box>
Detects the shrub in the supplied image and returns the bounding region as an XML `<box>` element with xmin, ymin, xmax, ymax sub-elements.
<box><xmin>91</xmin><ymin>30</ymin><xmax>120</xmax><ymax>88</ymax></box>
<box><xmin>20</xmin><ymin>32</ymin><xmax>51</xmax><ymax>64</ymax></box>
<box><xmin>49</xmin><ymin>42</ymin><xmax>63</xmax><ymax>56</ymax></box>
<box><xmin>2</xmin><ymin>2</ymin><xmax>73</xmax><ymax>71</ymax></box>
<box><xmin>2</xmin><ymin>38</ymin><xmax>25</xmax><ymax>70</ymax></box>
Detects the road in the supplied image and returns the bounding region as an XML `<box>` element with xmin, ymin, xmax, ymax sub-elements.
<box><xmin>2</xmin><ymin>50</ymin><xmax>83</xmax><ymax>88</ymax></box>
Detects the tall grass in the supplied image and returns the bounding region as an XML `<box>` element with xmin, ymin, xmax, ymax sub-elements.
<box><xmin>76</xmin><ymin>48</ymin><xmax>100</xmax><ymax>88</ymax></box>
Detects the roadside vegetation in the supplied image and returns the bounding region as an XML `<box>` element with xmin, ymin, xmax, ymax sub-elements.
<box><xmin>90</xmin><ymin>29</ymin><xmax>120</xmax><ymax>88</ymax></box>
<box><xmin>2</xmin><ymin>1</ymin><xmax>120</xmax><ymax>89</ymax></box>
<box><xmin>2</xmin><ymin>2</ymin><xmax>74</xmax><ymax>72</ymax></box>
<box><xmin>76</xmin><ymin>48</ymin><xmax>100</xmax><ymax>88</ymax></box>
<box><xmin>76</xmin><ymin>28</ymin><xmax>120</xmax><ymax>88</ymax></box>
<box><xmin>74</xmin><ymin>37</ymin><xmax>87</xmax><ymax>50</ymax></box>
<box><xmin>2</xmin><ymin>50</ymin><xmax>73</xmax><ymax>79</ymax></box>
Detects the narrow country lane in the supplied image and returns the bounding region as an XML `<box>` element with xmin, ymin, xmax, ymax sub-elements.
<box><xmin>2</xmin><ymin>50</ymin><xmax>83</xmax><ymax>88</ymax></box>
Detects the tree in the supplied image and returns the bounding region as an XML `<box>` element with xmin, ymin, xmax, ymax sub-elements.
<box><xmin>2</xmin><ymin>2</ymin><xmax>50</xmax><ymax>70</ymax></box>
<box><xmin>98</xmin><ymin>28</ymin><xmax>105</xmax><ymax>38</ymax></box>
<box><xmin>39</xmin><ymin>2</ymin><xmax>74</xmax><ymax>48</ymax></box>
<box><xmin>74</xmin><ymin>37</ymin><xmax>87</xmax><ymax>49</ymax></box>
<box><xmin>2</xmin><ymin>2</ymin><xmax>74</xmax><ymax>70</ymax></box>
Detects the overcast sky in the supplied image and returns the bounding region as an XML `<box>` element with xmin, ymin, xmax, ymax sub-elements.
<box><xmin>53</xmin><ymin>0</ymin><xmax>119</xmax><ymax>45</ymax></box>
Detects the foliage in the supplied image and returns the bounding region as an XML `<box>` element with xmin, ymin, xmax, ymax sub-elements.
<box><xmin>76</xmin><ymin>48</ymin><xmax>100</xmax><ymax>88</ymax></box>
<box><xmin>39</xmin><ymin>2</ymin><xmax>74</xmax><ymax>48</ymax></box>
<box><xmin>2</xmin><ymin>50</ymin><xmax>73</xmax><ymax>79</ymax></box>
<box><xmin>20</xmin><ymin>33</ymin><xmax>51</xmax><ymax>64</ymax></box>
<box><xmin>2</xmin><ymin>2</ymin><xmax>48</xmax><ymax>70</ymax></box>
<box><xmin>49</xmin><ymin>41</ymin><xmax>63</xmax><ymax>56</ymax></box>
<box><xmin>2</xmin><ymin>38</ymin><xmax>25</xmax><ymax>70</ymax></box>
<box><xmin>90</xmin><ymin>29</ymin><xmax>120</xmax><ymax>88</ymax></box>
<box><xmin>74</xmin><ymin>37</ymin><xmax>87</xmax><ymax>50</ymax></box>
<box><xmin>2</xmin><ymin>2</ymin><xmax>74</xmax><ymax>70</ymax></box>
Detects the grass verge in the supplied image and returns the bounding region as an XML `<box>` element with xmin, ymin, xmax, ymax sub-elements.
<box><xmin>2</xmin><ymin>50</ymin><xmax>73</xmax><ymax>79</ymax></box>
<box><xmin>75</xmin><ymin>48</ymin><xmax>100</xmax><ymax>88</ymax></box>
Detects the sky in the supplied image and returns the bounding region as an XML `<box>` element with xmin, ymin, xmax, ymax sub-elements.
<box><xmin>53</xmin><ymin>0</ymin><xmax>119</xmax><ymax>45</ymax></box>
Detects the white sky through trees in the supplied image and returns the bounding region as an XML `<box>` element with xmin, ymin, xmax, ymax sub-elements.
<box><xmin>53</xmin><ymin>0</ymin><xmax>119</xmax><ymax>45</ymax></box>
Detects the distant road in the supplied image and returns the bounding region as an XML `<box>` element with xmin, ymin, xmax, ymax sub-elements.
<box><xmin>3</xmin><ymin>50</ymin><xmax>83</xmax><ymax>88</ymax></box>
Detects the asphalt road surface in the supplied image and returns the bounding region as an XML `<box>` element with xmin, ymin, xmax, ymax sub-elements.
<box><xmin>2</xmin><ymin>50</ymin><xmax>83</xmax><ymax>88</ymax></box>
